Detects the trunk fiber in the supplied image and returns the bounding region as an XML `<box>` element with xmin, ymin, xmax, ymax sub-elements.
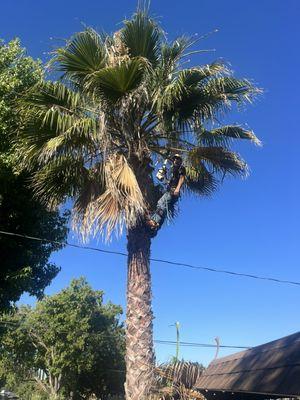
<box><xmin>125</xmin><ymin>225</ymin><xmax>155</xmax><ymax>400</ymax></box>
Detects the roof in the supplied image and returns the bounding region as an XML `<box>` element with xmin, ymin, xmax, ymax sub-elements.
<box><xmin>195</xmin><ymin>331</ymin><xmax>300</xmax><ymax>398</ymax></box>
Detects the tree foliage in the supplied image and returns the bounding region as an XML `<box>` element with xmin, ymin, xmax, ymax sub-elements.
<box><xmin>17</xmin><ymin>9</ymin><xmax>261</xmax><ymax>240</ymax></box>
<box><xmin>0</xmin><ymin>39</ymin><xmax>69</xmax><ymax>311</ymax></box>
<box><xmin>0</xmin><ymin>278</ymin><xmax>125</xmax><ymax>399</ymax></box>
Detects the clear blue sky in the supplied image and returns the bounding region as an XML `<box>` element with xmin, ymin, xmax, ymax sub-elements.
<box><xmin>2</xmin><ymin>0</ymin><xmax>300</xmax><ymax>366</ymax></box>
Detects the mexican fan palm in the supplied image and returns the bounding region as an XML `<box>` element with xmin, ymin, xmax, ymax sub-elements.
<box><xmin>18</xmin><ymin>9</ymin><xmax>261</xmax><ymax>400</ymax></box>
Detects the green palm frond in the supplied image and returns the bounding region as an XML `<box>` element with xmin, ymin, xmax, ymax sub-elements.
<box><xmin>198</xmin><ymin>125</ymin><xmax>262</xmax><ymax>147</ymax></box>
<box><xmin>156</xmin><ymin>65</ymin><xmax>253</xmax><ymax>126</ymax></box>
<box><xmin>18</xmin><ymin>116</ymin><xmax>97</xmax><ymax>167</ymax></box>
<box><xmin>185</xmin><ymin>164</ymin><xmax>218</xmax><ymax>195</ymax></box>
<box><xmin>183</xmin><ymin>77</ymin><xmax>260</xmax><ymax>122</ymax></box>
<box><xmin>19</xmin><ymin>82</ymin><xmax>98</xmax><ymax>164</ymax></box>
<box><xmin>53</xmin><ymin>29</ymin><xmax>107</xmax><ymax>83</ymax></box>
<box><xmin>160</xmin><ymin>37</ymin><xmax>190</xmax><ymax>65</ymax></box>
<box><xmin>151</xmin><ymin>37</ymin><xmax>192</xmax><ymax>95</ymax></box>
<box><xmin>86</xmin><ymin>58</ymin><xmax>147</xmax><ymax>103</ymax></box>
<box><xmin>177</xmin><ymin>62</ymin><xmax>229</xmax><ymax>88</ymax></box>
<box><xmin>157</xmin><ymin>37</ymin><xmax>193</xmax><ymax>80</ymax></box>
<box><xmin>188</xmin><ymin>146</ymin><xmax>248</xmax><ymax>177</ymax></box>
<box><xmin>121</xmin><ymin>10</ymin><xmax>161</xmax><ymax>65</ymax></box>
<box><xmin>202</xmin><ymin>76</ymin><xmax>260</xmax><ymax>104</ymax></box>
<box><xmin>39</xmin><ymin>116</ymin><xmax>98</xmax><ymax>162</ymax></box>
<box><xmin>31</xmin><ymin>156</ymin><xmax>88</xmax><ymax>209</ymax></box>
<box><xmin>21</xmin><ymin>81</ymin><xmax>81</xmax><ymax>111</ymax></box>
<box><xmin>155</xmin><ymin>62</ymin><xmax>227</xmax><ymax>112</ymax></box>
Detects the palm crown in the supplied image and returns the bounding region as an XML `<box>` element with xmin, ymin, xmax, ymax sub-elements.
<box><xmin>18</xmin><ymin>10</ymin><xmax>261</xmax><ymax>239</ymax></box>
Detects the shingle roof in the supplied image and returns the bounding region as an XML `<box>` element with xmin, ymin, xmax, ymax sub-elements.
<box><xmin>195</xmin><ymin>331</ymin><xmax>300</xmax><ymax>398</ymax></box>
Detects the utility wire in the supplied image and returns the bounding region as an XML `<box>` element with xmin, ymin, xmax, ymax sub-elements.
<box><xmin>154</xmin><ymin>340</ymin><xmax>251</xmax><ymax>349</ymax></box>
<box><xmin>1</xmin><ymin>230</ymin><xmax>299</xmax><ymax>287</ymax></box>
<box><xmin>0</xmin><ymin>321</ymin><xmax>250</xmax><ymax>349</ymax></box>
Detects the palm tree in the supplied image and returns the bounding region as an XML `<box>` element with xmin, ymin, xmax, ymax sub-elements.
<box><xmin>18</xmin><ymin>8</ymin><xmax>261</xmax><ymax>400</ymax></box>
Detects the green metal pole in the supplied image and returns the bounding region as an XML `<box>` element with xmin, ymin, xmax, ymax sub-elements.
<box><xmin>175</xmin><ymin>321</ymin><xmax>180</xmax><ymax>361</ymax></box>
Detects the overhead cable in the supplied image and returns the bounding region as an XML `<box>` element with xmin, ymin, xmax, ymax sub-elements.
<box><xmin>1</xmin><ymin>230</ymin><xmax>299</xmax><ymax>287</ymax></box>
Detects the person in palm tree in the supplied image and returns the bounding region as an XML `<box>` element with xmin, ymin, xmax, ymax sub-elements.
<box><xmin>147</xmin><ymin>154</ymin><xmax>186</xmax><ymax>231</ymax></box>
<box><xmin>17</xmin><ymin>9</ymin><xmax>261</xmax><ymax>398</ymax></box>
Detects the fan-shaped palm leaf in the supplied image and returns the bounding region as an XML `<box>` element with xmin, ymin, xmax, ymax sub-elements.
<box><xmin>185</xmin><ymin>164</ymin><xmax>218</xmax><ymax>195</ymax></box>
<box><xmin>86</xmin><ymin>58</ymin><xmax>147</xmax><ymax>103</ymax></box>
<box><xmin>31</xmin><ymin>156</ymin><xmax>88</xmax><ymax>209</ymax></box>
<box><xmin>156</xmin><ymin>71</ymin><xmax>259</xmax><ymax>129</ymax></box>
<box><xmin>155</xmin><ymin>62</ymin><xmax>227</xmax><ymax>113</ymax></box>
<box><xmin>121</xmin><ymin>10</ymin><xmax>161</xmax><ymax>65</ymax></box>
<box><xmin>53</xmin><ymin>29</ymin><xmax>107</xmax><ymax>83</ymax></box>
<box><xmin>19</xmin><ymin>82</ymin><xmax>99</xmax><ymax>164</ymax></box>
<box><xmin>198</xmin><ymin>125</ymin><xmax>261</xmax><ymax>147</ymax></box>
<box><xmin>188</xmin><ymin>146</ymin><xmax>247</xmax><ymax>177</ymax></box>
<box><xmin>203</xmin><ymin>76</ymin><xmax>259</xmax><ymax>103</ymax></box>
<box><xmin>21</xmin><ymin>81</ymin><xmax>81</xmax><ymax>110</ymax></box>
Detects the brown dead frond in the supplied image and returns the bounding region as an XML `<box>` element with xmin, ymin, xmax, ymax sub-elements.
<box><xmin>75</xmin><ymin>154</ymin><xmax>146</xmax><ymax>241</ymax></box>
<box><xmin>150</xmin><ymin>361</ymin><xmax>205</xmax><ymax>400</ymax></box>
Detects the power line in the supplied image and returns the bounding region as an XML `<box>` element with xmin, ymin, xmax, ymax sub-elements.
<box><xmin>0</xmin><ymin>321</ymin><xmax>250</xmax><ymax>350</ymax></box>
<box><xmin>0</xmin><ymin>230</ymin><xmax>127</xmax><ymax>257</ymax></box>
<box><xmin>154</xmin><ymin>340</ymin><xmax>251</xmax><ymax>350</ymax></box>
<box><xmin>0</xmin><ymin>230</ymin><xmax>299</xmax><ymax>287</ymax></box>
<box><xmin>0</xmin><ymin>321</ymin><xmax>251</xmax><ymax>349</ymax></box>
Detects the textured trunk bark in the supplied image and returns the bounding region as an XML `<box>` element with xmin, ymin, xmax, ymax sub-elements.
<box><xmin>125</xmin><ymin>224</ymin><xmax>155</xmax><ymax>400</ymax></box>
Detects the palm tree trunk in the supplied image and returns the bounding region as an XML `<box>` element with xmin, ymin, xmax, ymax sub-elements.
<box><xmin>125</xmin><ymin>224</ymin><xmax>155</xmax><ymax>400</ymax></box>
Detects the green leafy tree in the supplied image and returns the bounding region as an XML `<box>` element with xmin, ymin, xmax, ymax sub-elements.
<box><xmin>0</xmin><ymin>39</ymin><xmax>69</xmax><ymax>311</ymax></box>
<box><xmin>0</xmin><ymin>278</ymin><xmax>125</xmax><ymax>399</ymax></box>
<box><xmin>17</xmin><ymin>7</ymin><xmax>261</xmax><ymax>399</ymax></box>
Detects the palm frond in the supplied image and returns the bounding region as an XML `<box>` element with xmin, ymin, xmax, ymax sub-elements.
<box><xmin>38</xmin><ymin>116</ymin><xmax>98</xmax><ymax>162</ymax></box>
<box><xmin>155</xmin><ymin>63</ymin><xmax>236</xmax><ymax>127</ymax></box>
<box><xmin>185</xmin><ymin>163</ymin><xmax>218</xmax><ymax>195</ymax></box>
<box><xmin>31</xmin><ymin>156</ymin><xmax>88</xmax><ymax>209</ymax></box>
<box><xmin>156</xmin><ymin>37</ymin><xmax>193</xmax><ymax>82</ymax></box>
<box><xmin>21</xmin><ymin>81</ymin><xmax>81</xmax><ymax>111</ymax></box>
<box><xmin>86</xmin><ymin>58</ymin><xmax>147</xmax><ymax>103</ymax></box>
<box><xmin>188</xmin><ymin>146</ymin><xmax>248</xmax><ymax>177</ymax></box>
<box><xmin>198</xmin><ymin>125</ymin><xmax>262</xmax><ymax>147</ymax></box>
<box><xmin>160</xmin><ymin>37</ymin><xmax>190</xmax><ymax>66</ymax></box>
<box><xmin>177</xmin><ymin>62</ymin><xmax>229</xmax><ymax>88</ymax></box>
<box><xmin>150</xmin><ymin>37</ymin><xmax>191</xmax><ymax>99</ymax></box>
<box><xmin>155</xmin><ymin>62</ymin><xmax>227</xmax><ymax>112</ymax></box>
<box><xmin>52</xmin><ymin>29</ymin><xmax>107</xmax><ymax>83</ymax></box>
<box><xmin>18</xmin><ymin>82</ymin><xmax>98</xmax><ymax>164</ymax></box>
<box><xmin>75</xmin><ymin>155</ymin><xmax>146</xmax><ymax>240</ymax></box>
<box><xmin>155</xmin><ymin>361</ymin><xmax>205</xmax><ymax>400</ymax></box>
<box><xmin>202</xmin><ymin>76</ymin><xmax>260</xmax><ymax>104</ymax></box>
<box><xmin>161</xmin><ymin>36</ymin><xmax>195</xmax><ymax>62</ymax></box>
<box><xmin>121</xmin><ymin>10</ymin><xmax>161</xmax><ymax>65</ymax></box>
<box><xmin>178</xmin><ymin>77</ymin><xmax>261</xmax><ymax>122</ymax></box>
<box><xmin>160</xmin><ymin>361</ymin><xmax>204</xmax><ymax>389</ymax></box>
